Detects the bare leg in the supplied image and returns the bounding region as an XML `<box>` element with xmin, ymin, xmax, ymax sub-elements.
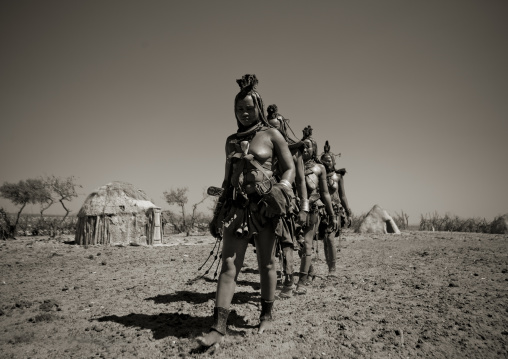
<box><xmin>296</xmin><ymin>224</ymin><xmax>316</xmax><ymax>293</ymax></box>
<box><xmin>322</xmin><ymin>233</ymin><xmax>330</xmax><ymax>267</ymax></box>
<box><xmin>282</xmin><ymin>245</ymin><xmax>294</xmax><ymax>284</ymax></box>
<box><xmin>197</xmin><ymin>232</ymin><xmax>249</xmax><ymax>346</ymax></box>
<box><xmin>216</xmin><ymin>233</ymin><xmax>250</xmax><ymax>307</ymax></box>
<box><xmin>254</xmin><ymin>224</ymin><xmax>277</xmax><ymax>333</ymax></box>
<box><xmin>279</xmin><ymin>245</ymin><xmax>295</xmax><ymax>299</ymax></box>
<box><xmin>299</xmin><ymin>225</ymin><xmax>315</xmax><ymax>275</ymax></box>
<box><xmin>323</xmin><ymin>231</ymin><xmax>337</xmax><ymax>275</ymax></box>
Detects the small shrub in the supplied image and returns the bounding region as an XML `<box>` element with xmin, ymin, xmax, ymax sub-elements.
<box><xmin>8</xmin><ymin>332</ymin><xmax>34</xmax><ymax>344</ymax></box>
<box><xmin>394</xmin><ymin>210</ymin><xmax>409</xmax><ymax>230</ymax></box>
<box><xmin>29</xmin><ymin>313</ymin><xmax>58</xmax><ymax>323</ymax></box>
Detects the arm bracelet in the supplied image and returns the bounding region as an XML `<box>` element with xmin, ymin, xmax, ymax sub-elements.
<box><xmin>300</xmin><ymin>199</ymin><xmax>310</xmax><ymax>212</ymax></box>
<box><xmin>279</xmin><ymin>179</ymin><xmax>292</xmax><ymax>190</ymax></box>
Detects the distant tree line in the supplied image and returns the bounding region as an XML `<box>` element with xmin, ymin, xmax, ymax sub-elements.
<box><xmin>0</xmin><ymin>212</ymin><xmax>78</xmax><ymax>238</ymax></box>
<box><xmin>350</xmin><ymin>209</ymin><xmax>503</xmax><ymax>234</ymax></box>
<box><xmin>419</xmin><ymin>212</ymin><xmax>493</xmax><ymax>233</ymax></box>
<box><xmin>0</xmin><ymin>177</ymin><xmax>214</xmax><ymax>239</ymax></box>
<box><xmin>0</xmin><ymin>175</ymin><xmax>81</xmax><ymax>238</ymax></box>
<box><xmin>2</xmin><ymin>177</ymin><xmax>503</xmax><ymax>239</ymax></box>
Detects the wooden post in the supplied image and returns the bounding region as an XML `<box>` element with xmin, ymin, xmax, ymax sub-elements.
<box><xmin>98</xmin><ymin>216</ymin><xmax>103</xmax><ymax>245</ymax></box>
<box><xmin>75</xmin><ymin>219</ymin><xmax>81</xmax><ymax>245</ymax></box>
<box><xmin>93</xmin><ymin>216</ymin><xmax>99</xmax><ymax>245</ymax></box>
<box><xmin>152</xmin><ymin>208</ymin><xmax>162</xmax><ymax>245</ymax></box>
<box><xmin>102</xmin><ymin>215</ymin><xmax>106</xmax><ymax>245</ymax></box>
<box><xmin>147</xmin><ymin>210</ymin><xmax>153</xmax><ymax>245</ymax></box>
<box><xmin>106</xmin><ymin>216</ymin><xmax>110</xmax><ymax>245</ymax></box>
<box><xmin>84</xmin><ymin>218</ymin><xmax>89</xmax><ymax>247</ymax></box>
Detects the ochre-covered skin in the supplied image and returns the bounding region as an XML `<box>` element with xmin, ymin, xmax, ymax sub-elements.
<box><xmin>266</xmin><ymin>107</ymin><xmax>308</xmax><ymax>296</ymax></box>
<box><xmin>199</xmin><ymin>76</ymin><xmax>295</xmax><ymax>347</ymax></box>
<box><xmin>295</xmin><ymin>133</ymin><xmax>337</xmax><ymax>293</ymax></box>
<box><xmin>319</xmin><ymin>147</ymin><xmax>352</xmax><ymax>275</ymax></box>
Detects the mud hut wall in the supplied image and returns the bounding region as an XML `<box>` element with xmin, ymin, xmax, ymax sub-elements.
<box><xmin>75</xmin><ymin>211</ymin><xmax>155</xmax><ymax>246</ymax></box>
<box><xmin>74</xmin><ymin>218</ymin><xmax>82</xmax><ymax>244</ymax></box>
<box><xmin>75</xmin><ymin>215</ymin><xmax>111</xmax><ymax>245</ymax></box>
<box><xmin>108</xmin><ymin>212</ymin><xmax>149</xmax><ymax>245</ymax></box>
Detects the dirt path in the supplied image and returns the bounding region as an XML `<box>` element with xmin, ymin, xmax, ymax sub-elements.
<box><xmin>1</xmin><ymin>231</ymin><xmax>507</xmax><ymax>358</ymax></box>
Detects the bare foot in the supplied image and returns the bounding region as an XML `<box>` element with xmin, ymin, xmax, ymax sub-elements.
<box><xmin>278</xmin><ymin>284</ymin><xmax>294</xmax><ymax>299</ymax></box>
<box><xmin>196</xmin><ymin>330</ymin><xmax>224</xmax><ymax>347</ymax></box>
<box><xmin>258</xmin><ymin>319</ymin><xmax>273</xmax><ymax>334</ymax></box>
<box><xmin>327</xmin><ymin>270</ymin><xmax>338</xmax><ymax>278</ymax></box>
<box><xmin>295</xmin><ymin>283</ymin><xmax>308</xmax><ymax>295</ymax></box>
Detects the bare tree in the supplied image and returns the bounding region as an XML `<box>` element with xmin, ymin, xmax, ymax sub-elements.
<box><xmin>188</xmin><ymin>189</ymin><xmax>210</xmax><ymax>235</ymax></box>
<box><xmin>44</xmin><ymin>175</ymin><xmax>81</xmax><ymax>222</ymax></box>
<box><xmin>162</xmin><ymin>210</ymin><xmax>182</xmax><ymax>234</ymax></box>
<box><xmin>163</xmin><ymin>187</ymin><xmax>189</xmax><ymax>234</ymax></box>
<box><xmin>37</xmin><ymin>183</ymin><xmax>54</xmax><ymax>218</ymax></box>
<box><xmin>40</xmin><ymin>175</ymin><xmax>82</xmax><ymax>237</ymax></box>
<box><xmin>0</xmin><ymin>178</ymin><xmax>47</xmax><ymax>237</ymax></box>
<box><xmin>163</xmin><ymin>187</ymin><xmax>210</xmax><ymax>236</ymax></box>
<box><xmin>394</xmin><ymin>210</ymin><xmax>409</xmax><ymax>230</ymax></box>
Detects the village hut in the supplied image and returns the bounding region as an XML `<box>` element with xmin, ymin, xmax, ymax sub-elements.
<box><xmin>356</xmin><ymin>204</ymin><xmax>401</xmax><ymax>234</ymax></box>
<box><xmin>75</xmin><ymin>181</ymin><xmax>162</xmax><ymax>246</ymax></box>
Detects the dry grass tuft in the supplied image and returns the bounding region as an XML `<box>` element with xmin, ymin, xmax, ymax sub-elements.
<box><xmin>29</xmin><ymin>313</ymin><xmax>59</xmax><ymax>323</ymax></box>
<box><xmin>8</xmin><ymin>332</ymin><xmax>35</xmax><ymax>345</ymax></box>
<box><xmin>420</xmin><ymin>212</ymin><xmax>491</xmax><ymax>233</ymax></box>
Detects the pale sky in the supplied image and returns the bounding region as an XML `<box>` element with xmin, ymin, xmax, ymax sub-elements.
<box><xmin>1</xmin><ymin>0</ymin><xmax>507</xmax><ymax>224</ymax></box>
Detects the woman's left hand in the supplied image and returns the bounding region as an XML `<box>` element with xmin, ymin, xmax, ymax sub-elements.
<box><xmin>332</xmin><ymin>216</ymin><xmax>339</xmax><ymax>232</ymax></box>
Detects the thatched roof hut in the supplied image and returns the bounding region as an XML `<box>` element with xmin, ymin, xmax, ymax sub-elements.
<box><xmin>356</xmin><ymin>204</ymin><xmax>401</xmax><ymax>234</ymax></box>
<box><xmin>75</xmin><ymin>181</ymin><xmax>162</xmax><ymax>246</ymax></box>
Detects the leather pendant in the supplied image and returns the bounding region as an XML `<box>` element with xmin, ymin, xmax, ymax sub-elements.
<box><xmin>240</xmin><ymin>141</ymin><xmax>249</xmax><ymax>155</ymax></box>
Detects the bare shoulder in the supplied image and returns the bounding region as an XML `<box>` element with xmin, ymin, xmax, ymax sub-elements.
<box><xmin>225</xmin><ymin>133</ymin><xmax>237</xmax><ymax>143</ymax></box>
<box><xmin>265</xmin><ymin>127</ymin><xmax>286</xmax><ymax>143</ymax></box>
<box><xmin>316</xmin><ymin>163</ymin><xmax>327</xmax><ymax>176</ymax></box>
<box><xmin>225</xmin><ymin>133</ymin><xmax>237</xmax><ymax>152</ymax></box>
<box><xmin>266</xmin><ymin>127</ymin><xmax>282</xmax><ymax>137</ymax></box>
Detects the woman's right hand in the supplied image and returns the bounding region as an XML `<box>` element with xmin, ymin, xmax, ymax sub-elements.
<box><xmin>297</xmin><ymin>210</ymin><xmax>308</xmax><ymax>226</ymax></box>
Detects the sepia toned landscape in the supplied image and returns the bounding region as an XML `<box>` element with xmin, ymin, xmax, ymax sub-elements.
<box><xmin>1</xmin><ymin>1</ymin><xmax>507</xmax><ymax>358</ymax></box>
<box><xmin>1</xmin><ymin>230</ymin><xmax>507</xmax><ymax>358</ymax></box>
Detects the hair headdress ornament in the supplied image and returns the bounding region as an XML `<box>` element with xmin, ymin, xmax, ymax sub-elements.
<box><xmin>234</xmin><ymin>74</ymin><xmax>268</xmax><ymax>131</ymax></box>
<box><xmin>236</xmin><ymin>74</ymin><xmax>258</xmax><ymax>93</ymax></box>
<box><xmin>324</xmin><ymin>140</ymin><xmax>331</xmax><ymax>154</ymax></box>
<box><xmin>267</xmin><ymin>104</ymin><xmax>278</xmax><ymax>119</ymax></box>
<box><xmin>302</xmin><ymin>125</ymin><xmax>313</xmax><ymax>139</ymax></box>
<box><xmin>301</xmin><ymin>125</ymin><xmax>320</xmax><ymax>162</ymax></box>
<box><xmin>321</xmin><ymin>140</ymin><xmax>341</xmax><ymax>158</ymax></box>
<box><xmin>320</xmin><ymin>140</ymin><xmax>344</xmax><ymax>172</ymax></box>
<box><xmin>267</xmin><ymin>103</ymin><xmax>303</xmax><ymax>149</ymax></box>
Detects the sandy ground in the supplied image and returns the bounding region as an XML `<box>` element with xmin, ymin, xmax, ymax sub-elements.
<box><xmin>0</xmin><ymin>231</ymin><xmax>507</xmax><ymax>359</ymax></box>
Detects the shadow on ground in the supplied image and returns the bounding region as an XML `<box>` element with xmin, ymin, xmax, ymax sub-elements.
<box><xmin>96</xmin><ymin>310</ymin><xmax>251</xmax><ymax>340</ymax></box>
<box><xmin>146</xmin><ymin>290</ymin><xmax>259</xmax><ymax>306</ymax></box>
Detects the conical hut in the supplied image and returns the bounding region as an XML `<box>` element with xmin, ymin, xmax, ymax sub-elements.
<box><xmin>356</xmin><ymin>204</ymin><xmax>401</xmax><ymax>234</ymax></box>
<box><xmin>75</xmin><ymin>181</ymin><xmax>162</xmax><ymax>246</ymax></box>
